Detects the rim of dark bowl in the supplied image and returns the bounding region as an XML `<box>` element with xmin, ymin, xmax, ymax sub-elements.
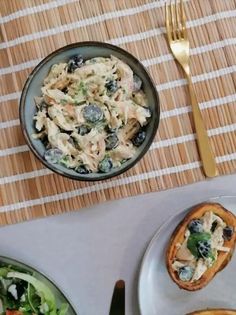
<box><xmin>0</xmin><ymin>255</ymin><xmax>77</xmax><ymax>314</ymax></box>
<box><xmin>19</xmin><ymin>41</ymin><xmax>160</xmax><ymax>182</ymax></box>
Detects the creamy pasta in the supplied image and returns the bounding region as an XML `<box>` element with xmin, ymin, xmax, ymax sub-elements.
<box><xmin>33</xmin><ymin>54</ymin><xmax>151</xmax><ymax>174</ymax></box>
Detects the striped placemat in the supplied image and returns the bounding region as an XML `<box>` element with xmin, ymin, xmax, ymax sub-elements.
<box><xmin>0</xmin><ymin>0</ymin><xmax>235</xmax><ymax>225</ymax></box>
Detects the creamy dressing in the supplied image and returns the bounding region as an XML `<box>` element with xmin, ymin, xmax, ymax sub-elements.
<box><xmin>191</xmin><ymin>258</ymin><xmax>208</xmax><ymax>282</ymax></box>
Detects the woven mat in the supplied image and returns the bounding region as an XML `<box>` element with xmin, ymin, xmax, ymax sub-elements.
<box><xmin>0</xmin><ymin>0</ymin><xmax>235</xmax><ymax>226</ymax></box>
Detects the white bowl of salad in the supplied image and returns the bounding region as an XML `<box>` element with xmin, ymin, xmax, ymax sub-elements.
<box><xmin>20</xmin><ymin>42</ymin><xmax>160</xmax><ymax>181</ymax></box>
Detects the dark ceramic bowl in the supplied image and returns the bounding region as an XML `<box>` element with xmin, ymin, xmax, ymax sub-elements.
<box><xmin>0</xmin><ymin>255</ymin><xmax>77</xmax><ymax>314</ymax></box>
<box><xmin>20</xmin><ymin>42</ymin><xmax>160</xmax><ymax>181</ymax></box>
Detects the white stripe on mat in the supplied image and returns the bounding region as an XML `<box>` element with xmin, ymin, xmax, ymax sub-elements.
<box><xmin>110</xmin><ymin>11</ymin><xmax>236</xmax><ymax>46</ymax></box>
<box><xmin>0</xmin><ymin>92</ymin><xmax>21</xmax><ymax>103</ymax></box>
<box><xmin>1</xmin><ymin>37</ymin><xmax>236</xmax><ymax>76</ymax></box>
<box><xmin>0</xmin><ymin>59</ymin><xmax>41</xmax><ymax>76</ymax></box>
<box><xmin>1</xmin><ymin>0</ymin><xmax>173</xmax><ymax>24</ymax></box>
<box><xmin>0</xmin><ymin>152</ymin><xmax>236</xmax><ymax>214</ymax></box>
<box><xmin>0</xmin><ymin>0</ymin><xmax>173</xmax><ymax>50</ymax></box>
<box><xmin>0</xmin><ymin>0</ymin><xmax>78</xmax><ymax>23</ymax></box>
<box><xmin>1</xmin><ymin>64</ymin><xmax>235</xmax><ymax>104</ymax></box>
<box><xmin>0</xmin><ymin>119</ymin><xmax>20</xmax><ymax>129</ymax></box>
<box><xmin>151</xmin><ymin>123</ymin><xmax>236</xmax><ymax>149</ymax></box>
<box><xmin>0</xmin><ymin>145</ymin><xmax>28</xmax><ymax>157</ymax></box>
<box><xmin>0</xmin><ymin>6</ymin><xmax>235</xmax><ymax>50</ymax></box>
<box><xmin>0</xmin><ymin>122</ymin><xmax>235</xmax><ymax>185</ymax></box>
<box><xmin>160</xmin><ymin>93</ymin><xmax>236</xmax><ymax>119</ymax></box>
<box><xmin>156</xmin><ymin>65</ymin><xmax>236</xmax><ymax>92</ymax></box>
<box><xmin>143</xmin><ymin>37</ymin><xmax>236</xmax><ymax>67</ymax></box>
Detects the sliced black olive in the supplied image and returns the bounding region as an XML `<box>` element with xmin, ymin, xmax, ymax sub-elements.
<box><xmin>68</xmin><ymin>55</ymin><xmax>83</xmax><ymax>73</ymax></box>
<box><xmin>105</xmin><ymin>134</ymin><xmax>119</xmax><ymax>150</ymax></box>
<box><xmin>132</xmin><ymin>130</ymin><xmax>146</xmax><ymax>147</ymax></box>
<box><xmin>211</xmin><ymin>220</ymin><xmax>218</xmax><ymax>233</ymax></box>
<box><xmin>78</xmin><ymin>125</ymin><xmax>91</xmax><ymax>136</ymax></box>
<box><xmin>98</xmin><ymin>157</ymin><xmax>113</xmax><ymax>173</ymax></box>
<box><xmin>223</xmin><ymin>226</ymin><xmax>234</xmax><ymax>240</ymax></box>
<box><xmin>197</xmin><ymin>240</ymin><xmax>211</xmax><ymax>258</ymax></box>
<box><xmin>44</xmin><ymin>148</ymin><xmax>63</xmax><ymax>164</ymax></box>
<box><xmin>105</xmin><ymin>80</ymin><xmax>118</xmax><ymax>94</ymax></box>
<box><xmin>75</xmin><ymin>165</ymin><xmax>89</xmax><ymax>174</ymax></box>
<box><xmin>188</xmin><ymin>219</ymin><xmax>204</xmax><ymax>234</ymax></box>
<box><xmin>178</xmin><ymin>266</ymin><xmax>193</xmax><ymax>282</ymax></box>
<box><xmin>83</xmin><ymin>104</ymin><xmax>103</xmax><ymax>123</ymax></box>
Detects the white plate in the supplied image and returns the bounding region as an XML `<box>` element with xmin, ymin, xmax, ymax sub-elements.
<box><xmin>138</xmin><ymin>196</ymin><xmax>236</xmax><ymax>315</ymax></box>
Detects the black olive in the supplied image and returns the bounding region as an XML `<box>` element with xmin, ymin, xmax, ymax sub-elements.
<box><xmin>197</xmin><ymin>240</ymin><xmax>211</xmax><ymax>258</ymax></box>
<box><xmin>132</xmin><ymin>130</ymin><xmax>146</xmax><ymax>147</ymax></box>
<box><xmin>44</xmin><ymin>148</ymin><xmax>63</xmax><ymax>164</ymax></box>
<box><xmin>105</xmin><ymin>134</ymin><xmax>119</xmax><ymax>150</ymax></box>
<box><xmin>98</xmin><ymin>157</ymin><xmax>113</xmax><ymax>173</ymax></box>
<box><xmin>78</xmin><ymin>125</ymin><xmax>91</xmax><ymax>136</ymax></box>
<box><xmin>75</xmin><ymin>165</ymin><xmax>89</xmax><ymax>174</ymax></box>
<box><xmin>211</xmin><ymin>220</ymin><xmax>218</xmax><ymax>233</ymax></box>
<box><xmin>223</xmin><ymin>226</ymin><xmax>234</xmax><ymax>240</ymax></box>
<box><xmin>68</xmin><ymin>55</ymin><xmax>83</xmax><ymax>73</ymax></box>
<box><xmin>105</xmin><ymin>80</ymin><xmax>118</xmax><ymax>94</ymax></box>
<box><xmin>188</xmin><ymin>219</ymin><xmax>204</xmax><ymax>234</ymax></box>
<box><xmin>178</xmin><ymin>266</ymin><xmax>193</xmax><ymax>282</ymax></box>
<box><xmin>83</xmin><ymin>104</ymin><xmax>103</xmax><ymax>123</ymax></box>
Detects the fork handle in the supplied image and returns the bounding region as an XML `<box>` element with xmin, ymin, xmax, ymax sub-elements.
<box><xmin>187</xmin><ymin>77</ymin><xmax>218</xmax><ymax>177</ymax></box>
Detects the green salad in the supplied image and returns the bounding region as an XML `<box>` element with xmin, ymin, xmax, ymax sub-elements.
<box><xmin>0</xmin><ymin>264</ymin><xmax>68</xmax><ymax>315</ymax></box>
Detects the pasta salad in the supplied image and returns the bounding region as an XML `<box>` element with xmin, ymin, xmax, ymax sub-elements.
<box><xmin>33</xmin><ymin>54</ymin><xmax>151</xmax><ymax>174</ymax></box>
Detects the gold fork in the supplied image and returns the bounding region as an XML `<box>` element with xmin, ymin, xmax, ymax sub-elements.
<box><xmin>165</xmin><ymin>0</ymin><xmax>218</xmax><ymax>177</ymax></box>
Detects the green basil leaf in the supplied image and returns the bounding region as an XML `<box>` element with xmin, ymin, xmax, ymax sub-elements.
<box><xmin>187</xmin><ymin>232</ymin><xmax>211</xmax><ymax>258</ymax></box>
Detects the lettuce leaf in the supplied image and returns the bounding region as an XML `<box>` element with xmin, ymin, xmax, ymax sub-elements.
<box><xmin>57</xmin><ymin>303</ymin><xmax>69</xmax><ymax>315</ymax></box>
<box><xmin>7</xmin><ymin>272</ymin><xmax>57</xmax><ymax>315</ymax></box>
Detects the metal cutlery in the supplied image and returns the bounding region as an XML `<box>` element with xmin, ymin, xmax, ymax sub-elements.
<box><xmin>109</xmin><ymin>280</ymin><xmax>125</xmax><ymax>315</ymax></box>
<box><xmin>165</xmin><ymin>0</ymin><xmax>218</xmax><ymax>178</ymax></box>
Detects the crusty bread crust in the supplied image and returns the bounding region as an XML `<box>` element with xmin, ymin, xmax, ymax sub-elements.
<box><xmin>187</xmin><ymin>309</ymin><xmax>236</xmax><ymax>315</ymax></box>
<box><xmin>166</xmin><ymin>203</ymin><xmax>236</xmax><ymax>291</ymax></box>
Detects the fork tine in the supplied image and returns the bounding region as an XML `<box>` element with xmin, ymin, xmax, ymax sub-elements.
<box><xmin>180</xmin><ymin>0</ymin><xmax>187</xmax><ymax>39</ymax></box>
<box><xmin>170</xmin><ymin>2</ymin><xmax>177</xmax><ymax>40</ymax></box>
<box><xmin>165</xmin><ymin>2</ymin><xmax>172</xmax><ymax>42</ymax></box>
<box><xmin>175</xmin><ymin>0</ymin><xmax>181</xmax><ymax>39</ymax></box>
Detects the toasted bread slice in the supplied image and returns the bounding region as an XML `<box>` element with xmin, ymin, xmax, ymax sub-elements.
<box><xmin>166</xmin><ymin>203</ymin><xmax>236</xmax><ymax>291</ymax></box>
<box><xmin>187</xmin><ymin>309</ymin><xmax>236</xmax><ymax>315</ymax></box>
